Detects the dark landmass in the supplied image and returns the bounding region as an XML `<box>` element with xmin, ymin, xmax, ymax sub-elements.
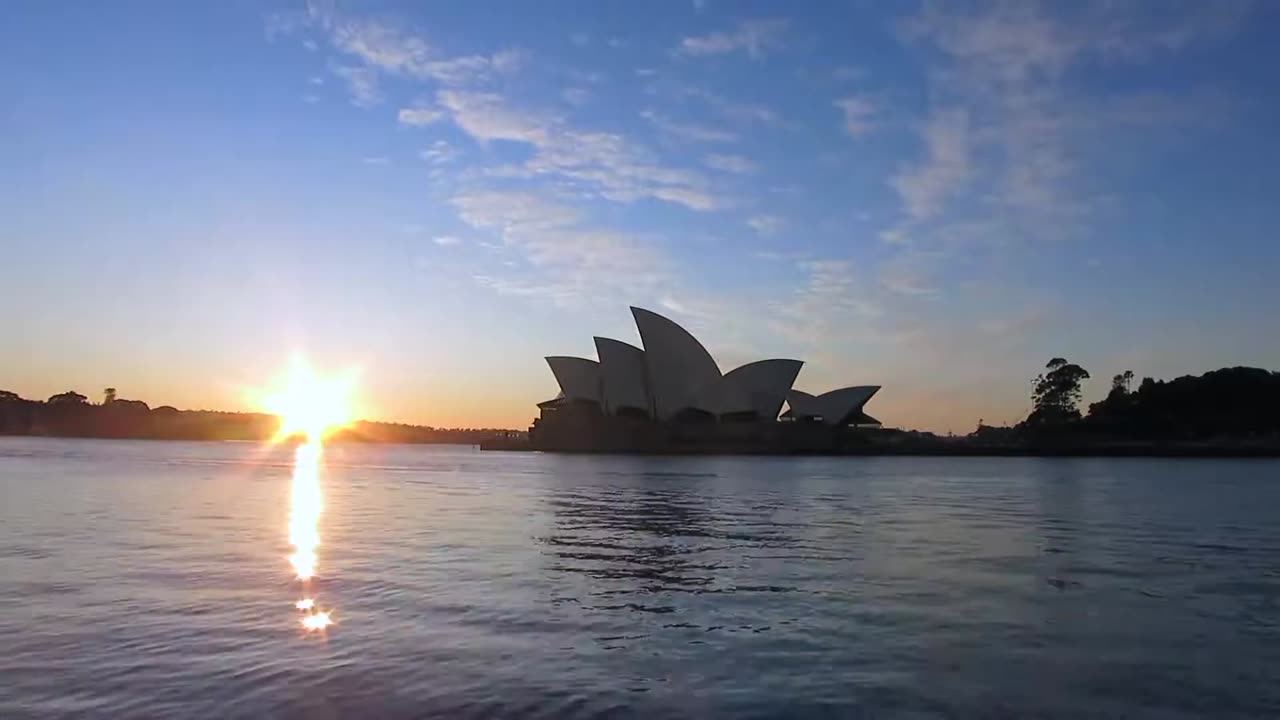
<box><xmin>485</xmin><ymin>365</ymin><xmax>1280</xmax><ymax>457</ymax></box>
<box><xmin>999</xmin><ymin>364</ymin><xmax>1280</xmax><ymax>451</ymax></box>
<box><xmin>0</xmin><ymin>390</ymin><xmax>516</xmax><ymax>445</ymax></box>
<box><xmin>6</xmin><ymin>365</ymin><xmax>1278</xmax><ymax>456</ymax></box>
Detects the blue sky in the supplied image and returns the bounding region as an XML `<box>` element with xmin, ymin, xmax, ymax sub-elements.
<box><xmin>3</xmin><ymin>0</ymin><xmax>1278</xmax><ymax>432</ymax></box>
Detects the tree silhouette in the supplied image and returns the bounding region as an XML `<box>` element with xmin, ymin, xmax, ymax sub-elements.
<box><xmin>0</xmin><ymin>390</ymin><xmax>20</xmax><ymax>403</ymax></box>
<box><xmin>1110</xmin><ymin>370</ymin><xmax>1134</xmax><ymax>395</ymax></box>
<box><xmin>1089</xmin><ymin>369</ymin><xmax>1136</xmax><ymax>422</ymax></box>
<box><xmin>1025</xmin><ymin>357</ymin><xmax>1090</xmax><ymax>427</ymax></box>
<box><xmin>1086</xmin><ymin>366</ymin><xmax>1280</xmax><ymax>439</ymax></box>
<box><xmin>47</xmin><ymin>391</ymin><xmax>88</xmax><ymax>405</ymax></box>
<box><xmin>103</xmin><ymin>387</ymin><xmax>117</xmax><ymax>404</ymax></box>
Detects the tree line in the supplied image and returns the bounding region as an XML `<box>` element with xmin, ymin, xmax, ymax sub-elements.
<box><xmin>1017</xmin><ymin>359</ymin><xmax>1280</xmax><ymax>440</ymax></box>
<box><xmin>0</xmin><ymin>389</ymin><xmax>517</xmax><ymax>444</ymax></box>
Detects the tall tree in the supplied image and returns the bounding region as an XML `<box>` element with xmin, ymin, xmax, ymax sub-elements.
<box><xmin>103</xmin><ymin>387</ymin><xmax>117</xmax><ymax>404</ymax></box>
<box><xmin>1026</xmin><ymin>358</ymin><xmax>1090</xmax><ymax>426</ymax></box>
<box><xmin>1105</xmin><ymin>370</ymin><xmax>1134</xmax><ymax>404</ymax></box>
<box><xmin>1110</xmin><ymin>370</ymin><xmax>1134</xmax><ymax>395</ymax></box>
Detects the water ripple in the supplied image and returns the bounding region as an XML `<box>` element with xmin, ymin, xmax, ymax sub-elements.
<box><xmin>1</xmin><ymin>439</ymin><xmax>1279</xmax><ymax>718</ymax></box>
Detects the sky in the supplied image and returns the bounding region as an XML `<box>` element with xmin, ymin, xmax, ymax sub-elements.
<box><xmin>3</xmin><ymin>0</ymin><xmax>1279</xmax><ymax>433</ymax></box>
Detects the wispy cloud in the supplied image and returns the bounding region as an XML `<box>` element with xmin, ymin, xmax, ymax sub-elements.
<box><xmin>834</xmin><ymin>96</ymin><xmax>876</xmax><ymax>137</ymax></box>
<box><xmin>410</xmin><ymin>50</ymin><xmax>523</xmax><ymax>86</ymax></box>
<box><xmin>330</xmin><ymin>64</ymin><xmax>380</xmax><ymax>106</ymax></box>
<box><xmin>489</xmin><ymin>48</ymin><xmax>525</xmax><ymax>73</ymax></box>
<box><xmin>752</xmin><ymin>250</ymin><xmax>808</xmax><ymax>263</ymax></box>
<box><xmin>854</xmin><ymin>0</ymin><xmax>1254</xmax><ymax>385</ymax></box>
<box><xmin>417</xmin><ymin>55</ymin><xmax>491</xmax><ymax>85</ymax></box>
<box><xmin>770</xmin><ymin>259</ymin><xmax>881</xmax><ymax>347</ymax></box>
<box><xmin>879</xmin><ymin>252</ymin><xmax>941</xmax><ymax>297</ymax></box>
<box><xmin>561</xmin><ymin>87</ymin><xmax>590</xmax><ymax>106</ymax></box>
<box><xmin>891</xmin><ymin>109</ymin><xmax>970</xmax><ymax>221</ymax></box>
<box><xmin>704</xmin><ymin>153</ymin><xmax>756</xmax><ymax>174</ymax></box>
<box><xmin>658</xmin><ymin>296</ymin><xmax>688</xmax><ymax>314</ymax></box>
<box><xmin>747</xmin><ymin>214</ymin><xmax>784</xmax><ymax>235</ymax></box>
<box><xmin>433</xmin><ymin>235</ymin><xmax>461</xmax><ymax>246</ymax></box>
<box><xmin>641</xmin><ymin>110</ymin><xmax>737</xmax><ymax>143</ymax></box>
<box><xmin>306</xmin><ymin>3</ymin><xmax>523</xmax><ymax>92</ymax></box>
<box><xmin>680</xmin><ymin>88</ymin><xmax>785</xmax><ymax>127</ymax></box>
<box><xmin>440</xmin><ymin>92</ymin><xmax>722</xmax><ymax>211</ymax></box>
<box><xmin>678</xmin><ymin>19</ymin><xmax>789</xmax><ymax>58</ymax></box>
<box><xmin>397</xmin><ymin>106</ymin><xmax>445</xmax><ymax>126</ymax></box>
<box><xmin>471</xmin><ymin>274</ymin><xmax>582</xmax><ymax>305</ymax></box>
<box><xmin>906</xmin><ymin>0</ymin><xmax>1253</xmax><ymax>84</ymax></box>
<box><xmin>317</xmin><ymin>12</ymin><xmax>431</xmax><ymax>73</ymax></box>
<box><xmin>421</xmin><ymin>140</ymin><xmax>457</xmax><ymax>165</ymax></box>
<box><xmin>438</xmin><ymin>90</ymin><xmax>551</xmax><ymax>145</ymax></box>
<box><xmin>451</xmin><ymin>190</ymin><xmax>669</xmax><ymax>304</ymax></box>
<box><xmin>901</xmin><ymin>1</ymin><xmax>1251</xmax><ymax>228</ymax></box>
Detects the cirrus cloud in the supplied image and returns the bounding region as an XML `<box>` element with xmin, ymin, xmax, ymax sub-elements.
<box><xmin>677</xmin><ymin>19</ymin><xmax>789</xmax><ymax>58</ymax></box>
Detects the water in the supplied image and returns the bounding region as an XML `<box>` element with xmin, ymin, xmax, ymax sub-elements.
<box><xmin>1</xmin><ymin>437</ymin><xmax>1277</xmax><ymax>719</ymax></box>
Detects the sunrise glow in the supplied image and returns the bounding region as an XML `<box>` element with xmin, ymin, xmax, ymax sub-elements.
<box><xmin>261</xmin><ymin>360</ymin><xmax>358</xmax><ymax>442</ymax></box>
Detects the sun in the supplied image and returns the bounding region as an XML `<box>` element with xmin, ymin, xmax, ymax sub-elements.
<box><xmin>261</xmin><ymin>359</ymin><xmax>358</xmax><ymax>442</ymax></box>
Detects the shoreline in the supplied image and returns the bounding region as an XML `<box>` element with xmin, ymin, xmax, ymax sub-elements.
<box><xmin>480</xmin><ymin>438</ymin><xmax>1280</xmax><ymax>459</ymax></box>
<box><xmin>0</xmin><ymin>432</ymin><xmax>486</xmax><ymax>446</ymax></box>
<box><xmin>5</xmin><ymin>433</ymin><xmax>1276</xmax><ymax>458</ymax></box>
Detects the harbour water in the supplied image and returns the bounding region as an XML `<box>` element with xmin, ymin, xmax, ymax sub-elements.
<box><xmin>1</xmin><ymin>437</ymin><xmax>1277</xmax><ymax>718</ymax></box>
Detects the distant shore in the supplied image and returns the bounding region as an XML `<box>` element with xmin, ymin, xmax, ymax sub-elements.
<box><xmin>502</xmin><ymin>364</ymin><xmax>1280</xmax><ymax>459</ymax></box>
<box><xmin>481</xmin><ymin>434</ymin><xmax>1280</xmax><ymax>458</ymax></box>
<box><xmin>480</xmin><ymin>443</ymin><xmax>1280</xmax><ymax>458</ymax></box>
<box><xmin>2</xmin><ymin>434</ymin><xmax>1274</xmax><ymax>458</ymax></box>
<box><xmin>0</xmin><ymin>392</ymin><xmax>515</xmax><ymax>445</ymax></box>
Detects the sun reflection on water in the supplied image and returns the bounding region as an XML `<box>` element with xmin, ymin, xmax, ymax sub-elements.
<box><xmin>288</xmin><ymin>442</ymin><xmax>322</xmax><ymax>582</ymax></box>
<box><xmin>259</xmin><ymin>359</ymin><xmax>358</xmax><ymax>635</ymax></box>
<box><xmin>301</xmin><ymin>610</ymin><xmax>334</xmax><ymax>631</ymax></box>
<box><xmin>288</xmin><ymin>440</ymin><xmax>335</xmax><ymax>632</ymax></box>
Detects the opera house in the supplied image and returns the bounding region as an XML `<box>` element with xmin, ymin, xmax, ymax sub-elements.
<box><xmin>528</xmin><ymin>307</ymin><xmax>882</xmax><ymax>453</ymax></box>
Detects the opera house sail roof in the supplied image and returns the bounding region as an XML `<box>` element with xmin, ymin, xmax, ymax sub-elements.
<box><xmin>540</xmin><ymin>306</ymin><xmax>880</xmax><ymax>426</ymax></box>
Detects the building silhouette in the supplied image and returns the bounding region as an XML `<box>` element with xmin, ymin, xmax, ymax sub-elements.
<box><xmin>530</xmin><ymin>306</ymin><xmax>881</xmax><ymax>453</ymax></box>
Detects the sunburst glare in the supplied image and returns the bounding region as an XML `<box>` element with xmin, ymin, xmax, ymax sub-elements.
<box><xmin>257</xmin><ymin>358</ymin><xmax>358</xmax><ymax>634</ymax></box>
<box><xmin>261</xmin><ymin>359</ymin><xmax>358</xmax><ymax>443</ymax></box>
<box><xmin>301</xmin><ymin>611</ymin><xmax>334</xmax><ymax>631</ymax></box>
